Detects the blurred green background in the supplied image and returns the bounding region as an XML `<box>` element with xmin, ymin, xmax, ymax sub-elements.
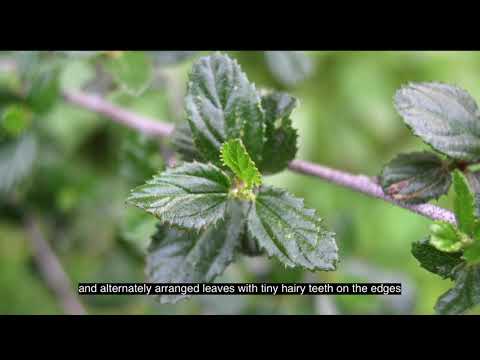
<box><xmin>1</xmin><ymin>51</ymin><xmax>479</xmax><ymax>315</ymax></box>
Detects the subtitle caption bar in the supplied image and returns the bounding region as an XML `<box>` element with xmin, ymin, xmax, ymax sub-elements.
<box><xmin>78</xmin><ymin>283</ymin><xmax>402</xmax><ymax>296</ymax></box>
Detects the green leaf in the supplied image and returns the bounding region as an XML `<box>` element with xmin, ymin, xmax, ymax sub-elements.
<box><xmin>259</xmin><ymin>92</ymin><xmax>299</xmax><ymax>174</ymax></box>
<box><xmin>435</xmin><ymin>264</ymin><xmax>480</xmax><ymax>315</ymax></box>
<box><xmin>394</xmin><ymin>82</ymin><xmax>480</xmax><ymax>161</ymax></box>
<box><xmin>220</xmin><ymin>138</ymin><xmax>261</xmax><ymax>190</ymax></box>
<box><xmin>105</xmin><ymin>51</ymin><xmax>153</xmax><ymax>96</ymax></box>
<box><xmin>380</xmin><ymin>151</ymin><xmax>452</xmax><ymax>204</ymax></box>
<box><xmin>1</xmin><ymin>104</ymin><xmax>32</xmax><ymax>137</ymax></box>
<box><xmin>0</xmin><ymin>134</ymin><xmax>37</xmax><ymax>194</ymax></box>
<box><xmin>265</xmin><ymin>51</ymin><xmax>314</xmax><ymax>87</ymax></box>
<box><xmin>171</xmin><ymin>122</ymin><xmax>203</xmax><ymax>162</ymax></box>
<box><xmin>429</xmin><ymin>222</ymin><xmax>463</xmax><ymax>253</ymax></box>
<box><xmin>147</xmin><ymin>200</ymin><xmax>244</xmax><ymax>303</ymax></box>
<box><xmin>247</xmin><ymin>186</ymin><xmax>338</xmax><ymax>271</ymax></box>
<box><xmin>411</xmin><ymin>239</ymin><xmax>463</xmax><ymax>280</ymax></box>
<box><xmin>185</xmin><ymin>53</ymin><xmax>265</xmax><ymax>165</ymax></box>
<box><xmin>127</xmin><ymin>162</ymin><xmax>231</xmax><ymax>231</ymax></box>
<box><xmin>453</xmin><ymin>169</ymin><xmax>477</xmax><ymax>236</ymax></box>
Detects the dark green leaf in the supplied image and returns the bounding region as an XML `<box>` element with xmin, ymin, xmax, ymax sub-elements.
<box><xmin>380</xmin><ymin>152</ymin><xmax>452</xmax><ymax>204</ymax></box>
<box><xmin>258</xmin><ymin>92</ymin><xmax>299</xmax><ymax>174</ymax></box>
<box><xmin>127</xmin><ymin>162</ymin><xmax>231</xmax><ymax>230</ymax></box>
<box><xmin>411</xmin><ymin>239</ymin><xmax>463</xmax><ymax>280</ymax></box>
<box><xmin>105</xmin><ymin>51</ymin><xmax>153</xmax><ymax>96</ymax></box>
<box><xmin>394</xmin><ymin>82</ymin><xmax>480</xmax><ymax>161</ymax></box>
<box><xmin>0</xmin><ymin>134</ymin><xmax>36</xmax><ymax>194</ymax></box>
<box><xmin>265</xmin><ymin>51</ymin><xmax>314</xmax><ymax>87</ymax></box>
<box><xmin>435</xmin><ymin>264</ymin><xmax>480</xmax><ymax>315</ymax></box>
<box><xmin>247</xmin><ymin>186</ymin><xmax>338</xmax><ymax>271</ymax></box>
<box><xmin>453</xmin><ymin>169</ymin><xmax>477</xmax><ymax>236</ymax></box>
<box><xmin>185</xmin><ymin>53</ymin><xmax>265</xmax><ymax>165</ymax></box>
<box><xmin>220</xmin><ymin>138</ymin><xmax>261</xmax><ymax>190</ymax></box>
<box><xmin>147</xmin><ymin>200</ymin><xmax>244</xmax><ymax>303</ymax></box>
<box><xmin>171</xmin><ymin>122</ymin><xmax>203</xmax><ymax>162</ymax></box>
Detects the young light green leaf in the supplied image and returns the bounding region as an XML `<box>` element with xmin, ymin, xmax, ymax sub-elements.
<box><xmin>453</xmin><ymin>169</ymin><xmax>477</xmax><ymax>236</ymax></box>
<box><xmin>220</xmin><ymin>138</ymin><xmax>261</xmax><ymax>190</ymax></box>
<box><xmin>435</xmin><ymin>264</ymin><xmax>480</xmax><ymax>315</ymax></box>
<box><xmin>411</xmin><ymin>239</ymin><xmax>463</xmax><ymax>280</ymax></box>
<box><xmin>185</xmin><ymin>53</ymin><xmax>265</xmax><ymax>165</ymax></box>
<box><xmin>247</xmin><ymin>186</ymin><xmax>338</xmax><ymax>271</ymax></box>
<box><xmin>126</xmin><ymin>162</ymin><xmax>231</xmax><ymax>231</ymax></box>
<box><xmin>429</xmin><ymin>222</ymin><xmax>463</xmax><ymax>253</ymax></box>
<box><xmin>259</xmin><ymin>92</ymin><xmax>299</xmax><ymax>174</ymax></box>
<box><xmin>380</xmin><ymin>152</ymin><xmax>452</xmax><ymax>204</ymax></box>
<box><xmin>147</xmin><ymin>200</ymin><xmax>244</xmax><ymax>303</ymax></box>
<box><xmin>265</xmin><ymin>51</ymin><xmax>314</xmax><ymax>87</ymax></box>
<box><xmin>394</xmin><ymin>82</ymin><xmax>480</xmax><ymax>161</ymax></box>
<box><xmin>0</xmin><ymin>134</ymin><xmax>37</xmax><ymax>194</ymax></box>
<box><xmin>105</xmin><ymin>51</ymin><xmax>153</xmax><ymax>96</ymax></box>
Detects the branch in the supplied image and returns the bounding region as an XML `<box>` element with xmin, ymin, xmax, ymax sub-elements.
<box><xmin>63</xmin><ymin>90</ymin><xmax>456</xmax><ymax>225</ymax></box>
<box><xmin>25</xmin><ymin>215</ymin><xmax>87</xmax><ymax>315</ymax></box>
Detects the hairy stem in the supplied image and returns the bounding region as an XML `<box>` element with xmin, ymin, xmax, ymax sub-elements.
<box><xmin>63</xmin><ymin>90</ymin><xmax>456</xmax><ymax>225</ymax></box>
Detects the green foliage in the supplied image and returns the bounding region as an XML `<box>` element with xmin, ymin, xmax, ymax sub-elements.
<box><xmin>259</xmin><ymin>92</ymin><xmax>298</xmax><ymax>174</ymax></box>
<box><xmin>105</xmin><ymin>51</ymin><xmax>153</xmax><ymax>96</ymax></box>
<box><xmin>452</xmin><ymin>170</ymin><xmax>477</xmax><ymax>237</ymax></box>
<box><xmin>128</xmin><ymin>53</ymin><xmax>337</xmax><ymax>302</ymax></box>
<box><xmin>127</xmin><ymin>162</ymin><xmax>231</xmax><ymax>231</ymax></box>
<box><xmin>435</xmin><ymin>264</ymin><xmax>480</xmax><ymax>315</ymax></box>
<box><xmin>147</xmin><ymin>200</ymin><xmax>244</xmax><ymax>303</ymax></box>
<box><xmin>184</xmin><ymin>53</ymin><xmax>299</xmax><ymax>174</ymax></box>
<box><xmin>394</xmin><ymin>82</ymin><xmax>480</xmax><ymax>162</ymax></box>
<box><xmin>247</xmin><ymin>186</ymin><xmax>337</xmax><ymax>271</ymax></box>
<box><xmin>411</xmin><ymin>239</ymin><xmax>463</xmax><ymax>280</ymax></box>
<box><xmin>220</xmin><ymin>138</ymin><xmax>262</xmax><ymax>191</ymax></box>
<box><xmin>380</xmin><ymin>152</ymin><xmax>451</xmax><ymax>204</ymax></box>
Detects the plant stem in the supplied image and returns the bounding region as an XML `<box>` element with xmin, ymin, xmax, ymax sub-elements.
<box><xmin>63</xmin><ymin>90</ymin><xmax>457</xmax><ymax>225</ymax></box>
<box><xmin>25</xmin><ymin>214</ymin><xmax>87</xmax><ymax>315</ymax></box>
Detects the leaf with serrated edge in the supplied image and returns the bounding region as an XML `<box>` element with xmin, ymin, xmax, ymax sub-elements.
<box><xmin>394</xmin><ymin>82</ymin><xmax>480</xmax><ymax>161</ymax></box>
<box><xmin>429</xmin><ymin>222</ymin><xmax>463</xmax><ymax>253</ymax></box>
<box><xmin>185</xmin><ymin>53</ymin><xmax>265</xmax><ymax>165</ymax></box>
<box><xmin>259</xmin><ymin>92</ymin><xmax>299</xmax><ymax>174</ymax></box>
<box><xmin>172</xmin><ymin>122</ymin><xmax>204</xmax><ymax>162</ymax></box>
<box><xmin>147</xmin><ymin>200</ymin><xmax>244</xmax><ymax>303</ymax></box>
<box><xmin>220</xmin><ymin>138</ymin><xmax>261</xmax><ymax>189</ymax></box>
<box><xmin>453</xmin><ymin>169</ymin><xmax>477</xmax><ymax>236</ymax></box>
<box><xmin>411</xmin><ymin>239</ymin><xmax>463</xmax><ymax>280</ymax></box>
<box><xmin>127</xmin><ymin>162</ymin><xmax>231</xmax><ymax>231</ymax></box>
<box><xmin>380</xmin><ymin>152</ymin><xmax>451</xmax><ymax>204</ymax></box>
<box><xmin>247</xmin><ymin>186</ymin><xmax>338</xmax><ymax>271</ymax></box>
<box><xmin>435</xmin><ymin>264</ymin><xmax>480</xmax><ymax>315</ymax></box>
